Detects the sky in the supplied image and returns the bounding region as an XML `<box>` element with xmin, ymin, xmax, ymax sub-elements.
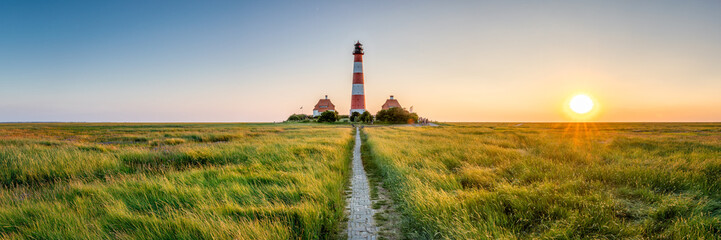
<box><xmin>1</xmin><ymin>0</ymin><xmax>720</xmax><ymax>122</ymax></box>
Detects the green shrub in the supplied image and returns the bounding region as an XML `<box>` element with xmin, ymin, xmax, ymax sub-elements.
<box><xmin>360</xmin><ymin>111</ymin><xmax>373</xmax><ymax>123</ymax></box>
<box><xmin>286</xmin><ymin>114</ymin><xmax>310</xmax><ymax>121</ymax></box>
<box><xmin>375</xmin><ymin>107</ymin><xmax>417</xmax><ymax>124</ymax></box>
<box><xmin>350</xmin><ymin>112</ymin><xmax>361</xmax><ymax>122</ymax></box>
<box><xmin>317</xmin><ymin>111</ymin><xmax>339</xmax><ymax>123</ymax></box>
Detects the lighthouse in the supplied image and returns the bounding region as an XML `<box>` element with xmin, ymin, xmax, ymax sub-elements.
<box><xmin>350</xmin><ymin>41</ymin><xmax>366</xmax><ymax>115</ymax></box>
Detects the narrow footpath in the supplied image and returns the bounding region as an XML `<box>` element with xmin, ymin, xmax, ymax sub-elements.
<box><xmin>346</xmin><ymin>127</ymin><xmax>378</xmax><ymax>240</ymax></box>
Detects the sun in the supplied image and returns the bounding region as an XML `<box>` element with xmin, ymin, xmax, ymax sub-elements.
<box><xmin>569</xmin><ymin>94</ymin><xmax>594</xmax><ymax>114</ymax></box>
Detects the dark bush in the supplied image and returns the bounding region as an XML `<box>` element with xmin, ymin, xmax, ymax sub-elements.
<box><xmin>350</xmin><ymin>112</ymin><xmax>361</xmax><ymax>122</ymax></box>
<box><xmin>375</xmin><ymin>107</ymin><xmax>418</xmax><ymax>124</ymax></box>
<box><xmin>360</xmin><ymin>111</ymin><xmax>373</xmax><ymax>123</ymax></box>
<box><xmin>286</xmin><ymin>114</ymin><xmax>310</xmax><ymax>121</ymax></box>
<box><xmin>317</xmin><ymin>111</ymin><xmax>339</xmax><ymax>123</ymax></box>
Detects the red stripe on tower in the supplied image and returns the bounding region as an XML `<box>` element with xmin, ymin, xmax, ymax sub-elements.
<box><xmin>350</xmin><ymin>41</ymin><xmax>366</xmax><ymax>115</ymax></box>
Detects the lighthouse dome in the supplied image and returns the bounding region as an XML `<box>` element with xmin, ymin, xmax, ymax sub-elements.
<box><xmin>353</xmin><ymin>41</ymin><xmax>364</xmax><ymax>54</ymax></box>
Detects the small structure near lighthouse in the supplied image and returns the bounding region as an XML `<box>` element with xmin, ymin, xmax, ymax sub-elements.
<box><xmin>381</xmin><ymin>95</ymin><xmax>402</xmax><ymax>110</ymax></box>
<box><xmin>313</xmin><ymin>95</ymin><xmax>336</xmax><ymax>117</ymax></box>
<box><xmin>350</xmin><ymin>41</ymin><xmax>367</xmax><ymax>115</ymax></box>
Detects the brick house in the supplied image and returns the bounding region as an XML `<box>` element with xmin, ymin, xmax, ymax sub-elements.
<box><xmin>313</xmin><ymin>95</ymin><xmax>336</xmax><ymax>117</ymax></box>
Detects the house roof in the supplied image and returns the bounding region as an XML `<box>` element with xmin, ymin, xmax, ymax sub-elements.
<box><xmin>313</xmin><ymin>99</ymin><xmax>336</xmax><ymax>111</ymax></box>
<box><xmin>381</xmin><ymin>99</ymin><xmax>402</xmax><ymax>110</ymax></box>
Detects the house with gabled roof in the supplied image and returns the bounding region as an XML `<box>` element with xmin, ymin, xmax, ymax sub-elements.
<box><xmin>313</xmin><ymin>95</ymin><xmax>336</xmax><ymax>117</ymax></box>
<box><xmin>381</xmin><ymin>95</ymin><xmax>402</xmax><ymax>110</ymax></box>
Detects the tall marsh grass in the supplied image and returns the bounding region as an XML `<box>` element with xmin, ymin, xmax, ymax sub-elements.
<box><xmin>363</xmin><ymin>123</ymin><xmax>721</xmax><ymax>239</ymax></box>
<box><xmin>0</xmin><ymin>123</ymin><xmax>352</xmax><ymax>239</ymax></box>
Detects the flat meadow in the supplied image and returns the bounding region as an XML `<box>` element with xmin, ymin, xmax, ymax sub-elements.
<box><xmin>362</xmin><ymin>123</ymin><xmax>721</xmax><ymax>239</ymax></box>
<box><xmin>0</xmin><ymin>123</ymin><xmax>353</xmax><ymax>239</ymax></box>
<box><xmin>2</xmin><ymin>122</ymin><xmax>720</xmax><ymax>239</ymax></box>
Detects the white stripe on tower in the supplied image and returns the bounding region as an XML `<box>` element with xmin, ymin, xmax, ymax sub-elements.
<box><xmin>353</xmin><ymin>62</ymin><xmax>363</xmax><ymax>73</ymax></box>
<box><xmin>352</xmin><ymin>84</ymin><xmax>364</xmax><ymax>95</ymax></box>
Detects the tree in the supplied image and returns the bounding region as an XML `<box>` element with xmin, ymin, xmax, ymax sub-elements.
<box><xmin>350</xmin><ymin>112</ymin><xmax>361</xmax><ymax>122</ymax></box>
<box><xmin>360</xmin><ymin>111</ymin><xmax>373</xmax><ymax>123</ymax></box>
<box><xmin>376</xmin><ymin>107</ymin><xmax>416</xmax><ymax>124</ymax></box>
<box><xmin>317</xmin><ymin>111</ymin><xmax>339</xmax><ymax>123</ymax></box>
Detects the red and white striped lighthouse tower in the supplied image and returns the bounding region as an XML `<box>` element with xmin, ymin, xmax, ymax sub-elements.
<box><xmin>350</xmin><ymin>41</ymin><xmax>366</xmax><ymax>115</ymax></box>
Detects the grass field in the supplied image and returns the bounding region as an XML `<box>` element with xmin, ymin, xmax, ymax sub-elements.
<box><xmin>362</xmin><ymin>123</ymin><xmax>721</xmax><ymax>239</ymax></box>
<box><xmin>0</xmin><ymin>123</ymin><xmax>353</xmax><ymax>239</ymax></box>
<box><xmin>2</xmin><ymin>122</ymin><xmax>720</xmax><ymax>239</ymax></box>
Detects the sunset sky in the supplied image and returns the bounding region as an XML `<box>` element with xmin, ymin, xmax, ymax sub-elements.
<box><xmin>2</xmin><ymin>0</ymin><xmax>720</xmax><ymax>122</ymax></box>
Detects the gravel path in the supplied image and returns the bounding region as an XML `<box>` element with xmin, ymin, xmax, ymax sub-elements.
<box><xmin>346</xmin><ymin>127</ymin><xmax>377</xmax><ymax>240</ymax></box>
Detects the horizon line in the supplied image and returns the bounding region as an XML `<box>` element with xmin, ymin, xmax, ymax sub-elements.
<box><xmin>2</xmin><ymin>121</ymin><xmax>720</xmax><ymax>124</ymax></box>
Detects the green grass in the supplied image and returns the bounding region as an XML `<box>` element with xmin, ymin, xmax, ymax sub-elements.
<box><xmin>0</xmin><ymin>123</ymin><xmax>353</xmax><ymax>239</ymax></box>
<box><xmin>362</xmin><ymin>123</ymin><xmax>721</xmax><ymax>239</ymax></box>
<box><xmin>3</xmin><ymin>122</ymin><xmax>720</xmax><ymax>239</ymax></box>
